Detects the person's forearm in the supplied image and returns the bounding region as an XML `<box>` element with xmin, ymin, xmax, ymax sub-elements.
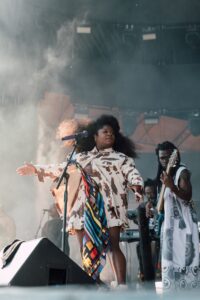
<box><xmin>34</xmin><ymin>167</ymin><xmax>45</xmax><ymax>182</ymax></box>
<box><xmin>34</xmin><ymin>164</ymin><xmax>62</xmax><ymax>182</ymax></box>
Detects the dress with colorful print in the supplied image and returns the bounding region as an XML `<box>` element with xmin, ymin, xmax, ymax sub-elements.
<box><xmin>67</xmin><ymin>147</ymin><xmax>143</xmax><ymax>231</ymax></box>
<box><xmin>35</xmin><ymin>147</ymin><xmax>143</xmax><ymax>231</ymax></box>
<box><xmin>34</xmin><ymin>147</ymin><xmax>143</xmax><ymax>278</ymax></box>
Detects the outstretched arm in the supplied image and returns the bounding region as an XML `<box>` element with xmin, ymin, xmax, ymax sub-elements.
<box><xmin>16</xmin><ymin>162</ymin><xmax>64</xmax><ymax>182</ymax></box>
<box><xmin>121</xmin><ymin>156</ymin><xmax>144</xmax><ymax>202</ymax></box>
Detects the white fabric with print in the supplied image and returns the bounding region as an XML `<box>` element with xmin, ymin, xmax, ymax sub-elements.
<box><xmin>161</xmin><ymin>166</ymin><xmax>200</xmax><ymax>290</ymax></box>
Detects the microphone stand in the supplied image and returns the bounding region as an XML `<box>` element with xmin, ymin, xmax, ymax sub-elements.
<box><xmin>35</xmin><ymin>210</ymin><xmax>47</xmax><ymax>239</ymax></box>
<box><xmin>56</xmin><ymin>142</ymin><xmax>78</xmax><ymax>254</ymax></box>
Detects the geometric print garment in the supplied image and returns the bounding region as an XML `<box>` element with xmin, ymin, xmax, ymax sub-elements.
<box><xmin>32</xmin><ymin>148</ymin><xmax>143</xmax><ymax>279</ymax></box>
<box><xmin>33</xmin><ymin>147</ymin><xmax>143</xmax><ymax>232</ymax></box>
<box><xmin>67</xmin><ymin>147</ymin><xmax>143</xmax><ymax>232</ymax></box>
<box><xmin>78</xmin><ymin>164</ymin><xmax>110</xmax><ymax>279</ymax></box>
<box><xmin>161</xmin><ymin>166</ymin><xmax>200</xmax><ymax>290</ymax></box>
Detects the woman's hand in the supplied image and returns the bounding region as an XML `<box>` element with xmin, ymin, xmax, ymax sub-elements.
<box><xmin>84</xmin><ymin>163</ymin><xmax>93</xmax><ymax>176</ymax></box>
<box><xmin>16</xmin><ymin>163</ymin><xmax>37</xmax><ymax>176</ymax></box>
<box><xmin>132</xmin><ymin>185</ymin><xmax>143</xmax><ymax>202</ymax></box>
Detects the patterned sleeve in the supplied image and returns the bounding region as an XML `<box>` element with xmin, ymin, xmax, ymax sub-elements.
<box><xmin>34</xmin><ymin>162</ymin><xmax>66</xmax><ymax>182</ymax></box>
<box><xmin>121</xmin><ymin>156</ymin><xmax>144</xmax><ymax>188</ymax></box>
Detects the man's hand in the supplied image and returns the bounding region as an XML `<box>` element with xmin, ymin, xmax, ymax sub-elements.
<box><xmin>160</xmin><ymin>171</ymin><xmax>174</xmax><ymax>189</ymax></box>
<box><xmin>145</xmin><ymin>201</ymin><xmax>154</xmax><ymax>218</ymax></box>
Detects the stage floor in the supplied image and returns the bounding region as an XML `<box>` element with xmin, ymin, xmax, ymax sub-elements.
<box><xmin>0</xmin><ymin>283</ymin><xmax>200</xmax><ymax>300</ymax></box>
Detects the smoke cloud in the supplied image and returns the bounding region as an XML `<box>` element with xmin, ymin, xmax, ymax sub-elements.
<box><xmin>0</xmin><ymin>1</ymin><xmax>78</xmax><ymax>241</ymax></box>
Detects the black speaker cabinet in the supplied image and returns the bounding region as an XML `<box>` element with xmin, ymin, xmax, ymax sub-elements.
<box><xmin>0</xmin><ymin>238</ymin><xmax>95</xmax><ymax>286</ymax></box>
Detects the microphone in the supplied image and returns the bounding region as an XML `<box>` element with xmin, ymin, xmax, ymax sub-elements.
<box><xmin>61</xmin><ymin>130</ymin><xmax>88</xmax><ymax>141</ymax></box>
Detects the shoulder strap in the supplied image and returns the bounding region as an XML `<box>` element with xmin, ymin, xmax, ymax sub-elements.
<box><xmin>175</xmin><ymin>166</ymin><xmax>186</xmax><ymax>186</ymax></box>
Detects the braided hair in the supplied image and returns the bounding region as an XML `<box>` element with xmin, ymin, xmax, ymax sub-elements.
<box><xmin>155</xmin><ymin>141</ymin><xmax>181</xmax><ymax>192</ymax></box>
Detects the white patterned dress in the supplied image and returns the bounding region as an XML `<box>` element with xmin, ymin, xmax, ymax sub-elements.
<box><xmin>35</xmin><ymin>147</ymin><xmax>143</xmax><ymax>232</ymax></box>
<box><xmin>67</xmin><ymin>147</ymin><xmax>143</xmax><ymax>232</ymax></box>
<box><xmin>161</xmin><ymin>166</ymin><xmax>200</xmax><ymax>290</ymax></box>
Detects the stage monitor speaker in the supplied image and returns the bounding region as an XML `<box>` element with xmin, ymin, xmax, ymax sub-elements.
<box><xmin>0</xmin><ymin>238</ymin><xmax>96</xmax><ymax>286</ymax></box>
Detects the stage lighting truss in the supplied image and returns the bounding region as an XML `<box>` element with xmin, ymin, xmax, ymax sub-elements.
<box><xmin>185</xmin><ymin>24</ymin><xmax>200</xmax><ymax>49</ymax></box>
<box><xmin>73</xmin><ymin>21</ymin><xmax>200</xmax><ymax>64</ymax></box>
<box><xmin>76</xmin><ymin>26</ymin><xmax>91</xmax><ymax>34</ymax></box>
<box><xmin>142</xmin><ymin>26</ymin><xmax>157</xmax><ymax>41</ymax></box>
<box><xmin>144</xmin><ymin>111</ymin><xmax>159</xmax><ymax>125</ymax></box>
<box><xmin>74</xmin><ymin>104</ymin><xmax>89</xmax><ymax>120</ymax></box>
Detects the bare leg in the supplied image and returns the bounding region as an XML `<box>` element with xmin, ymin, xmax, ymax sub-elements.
<box><xmin>109</xmin><ymin>226</ymin><xmax>126</xmax><ymax>284</ymax></box>
<box><xmin>107</xmin><ymin>251</ymin><xmax>117</xmax><ymax>281</ymax></box>
<box><xmin>75</xmin><ymin>229</ymin><xmax>84</xmax><ymax>254</ymax></box>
